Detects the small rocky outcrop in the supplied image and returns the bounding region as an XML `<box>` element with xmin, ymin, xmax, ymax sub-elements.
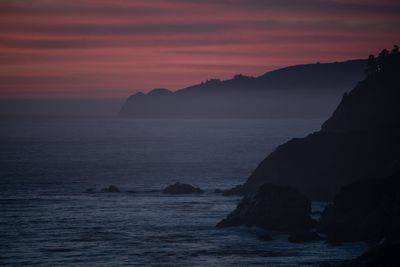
<box><xmin>101</xmin><ymin>185</ymin><xmax>120</xmax><ymax>193</ymax></box>
<box><xmin>216</xmin><ymin>183</ymin><xmax>315</xmax><ymax>232</ymax></box>
<box><xmin>318</xmin><ymin>173</ymin><xmax>400</xmax><ymax>244</ymax></box>
<box><xmin>162</xmin><ymin>182</ymin><xmax>203</xmax><ymax>194</ymax></box>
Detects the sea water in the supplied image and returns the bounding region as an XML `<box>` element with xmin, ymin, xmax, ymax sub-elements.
<box><xmin>0</xmin><ymin>118</ymin><xmax>366</xmax><ymax>266</ymax></box>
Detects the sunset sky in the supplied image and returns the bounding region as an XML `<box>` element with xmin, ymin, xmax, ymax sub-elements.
<box><xmin>1</xmin><ymin>0</ymin><xmax>400</xmax><ymax>100</ymax></box>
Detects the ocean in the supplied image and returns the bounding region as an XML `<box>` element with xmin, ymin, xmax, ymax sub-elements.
<box><xmin>0</xmin><ymin>118</ymin><xmax>366</xmax><ymax>266</ymax></box>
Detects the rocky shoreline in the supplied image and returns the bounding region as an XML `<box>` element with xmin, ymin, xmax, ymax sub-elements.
<box><xmin>218</xmin><ymin>47</ymin><xmax>400</xmax><ymax>266</ymax></box>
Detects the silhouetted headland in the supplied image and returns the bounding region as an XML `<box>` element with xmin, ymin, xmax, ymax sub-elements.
<box><xmin>224</xmin><ymin>47</ymin><xmax>400</xmax><ymax>200</ymax></box>
<box><xmin>120</xmin><ymin>60</ymin><xmax>365</xmax><ymax>119</ymax></box>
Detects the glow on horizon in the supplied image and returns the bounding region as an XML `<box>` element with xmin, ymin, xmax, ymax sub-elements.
<box><xmin>1</xmin><ymin>0</ymin><xmax>399</xmax><ymax>99</ymax></box>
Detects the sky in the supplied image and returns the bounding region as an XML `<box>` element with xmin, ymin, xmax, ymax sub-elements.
<box><xmin>1</xmin><ymin>0</ymin><xmax>400</xmax><ymax>101</ymax></box>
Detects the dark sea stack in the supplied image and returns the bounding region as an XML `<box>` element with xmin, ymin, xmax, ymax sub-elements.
<box><xmin>318</xmin><ymin>173</ymin><xmax>400</xmax><ymax>244</ymax></box>
<box><xmin>337</xmin><ymin>241</ymin><xmax>400</xmax><ymax>267</ymax></box>
<box><xmin>101</xmin><ymin>185</ymin><xmax>120</xmax><ymax>193</ymax></box>
<box><xmin>227</xmin><ymin>48</ymin><xmax>400</xmax><ymax>200</ymax></box>
<box><xmin>162</xmin><ymin>182</ymin><xmax>203</xmax><ymax>194</ymax></box>
<box><xmin>216</xmin><ymin>184</ymin><xmax>314</xmax><ymax>232</ymax></box>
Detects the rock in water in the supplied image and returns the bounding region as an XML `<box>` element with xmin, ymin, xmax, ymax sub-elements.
<box><xmin>101</xmin><ymin>185</ymin><xmax>120</xmax><ymax>193</ymax></box>
<box><xmin>214</xmin><ymin>189</ymin><xmax>223</xmax><ymax>194</ymax></box>
<box><xmin>337</xmin><ymin>241</ymin><xmax>400</xmax><ymax>267</ymax></box>
<box><xmin>318</xmin><ymin>172</ymin><xmax>400</xmax><ymax>244</ymax></box>
<box><xmin>216</xmin><ymin>183</ymin><xmax>314</xmax><ymax>232</ymax></box>
<box><xmin>162</xmin><ymin>182</ymin><xmax>203</xmax><ymax>194</ymax></box>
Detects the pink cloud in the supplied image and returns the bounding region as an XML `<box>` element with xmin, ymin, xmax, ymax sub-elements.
<box><xmin>0</xmin><ymin>0</ymin><xmax>399</xmax><ymax>99</ymax></box>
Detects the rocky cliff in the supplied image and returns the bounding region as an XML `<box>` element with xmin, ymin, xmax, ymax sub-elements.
<box><xmin>225</xmin><ymin>47</ymin><xmax>400</xmax><ymax>200</ymax></box>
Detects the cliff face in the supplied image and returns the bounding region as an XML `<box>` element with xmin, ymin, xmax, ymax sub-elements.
<box><xmin>230</xmin><ymin>128</ymin><xmax>400</xmax><ymax>200</ymax></box>
<box><xmin>322</xmin><ymin>71</ymin><xmax>400</xmax><ymax>132</ymax></box>
<box><xmin>226</xmin><ymin>49</ymin><xmax>400</xmax><ymax>200</ymax></box>
<box><xmin>119</xmin><ymin>60</ymin><xmax>365</xmax><ymax>119</ymax></box>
